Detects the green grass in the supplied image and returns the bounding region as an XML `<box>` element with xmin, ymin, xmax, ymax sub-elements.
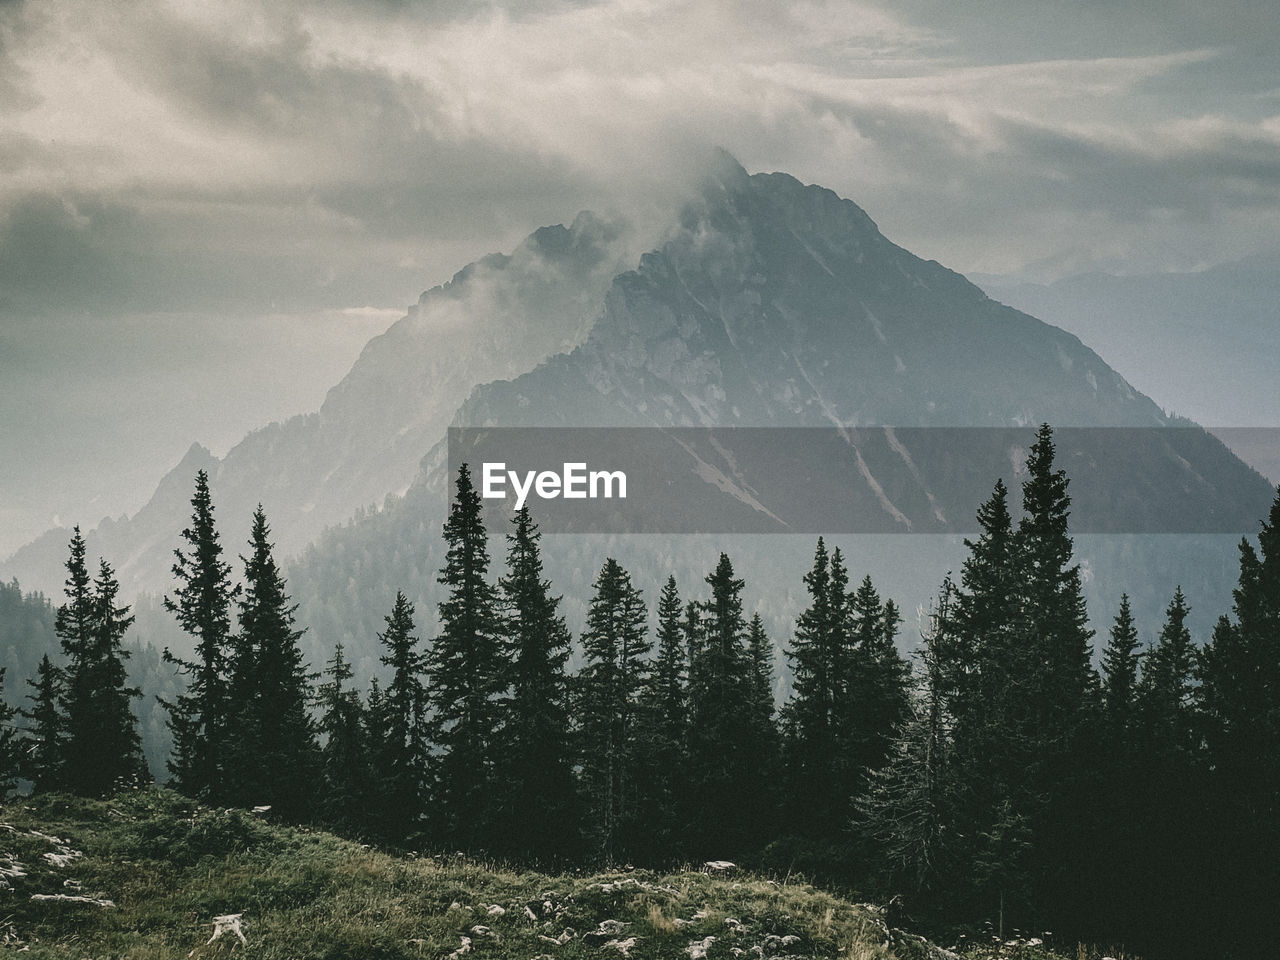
<box><xmin>0</xmin><ymin>789</ymin><xmax>1090</xmax><ymax>960</ymax></box>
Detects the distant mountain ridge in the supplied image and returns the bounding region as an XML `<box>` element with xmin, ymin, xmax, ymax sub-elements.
<box><xmin>2</xmin><ymin>212</ymin><xmax>632</xmax><ymax>599</ymax></box>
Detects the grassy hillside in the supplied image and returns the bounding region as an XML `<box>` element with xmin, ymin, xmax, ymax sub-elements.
<box><xmin>0</xmin><ymin>789</ymin><xmax>1117</xmax><ymax>960</ymax></box>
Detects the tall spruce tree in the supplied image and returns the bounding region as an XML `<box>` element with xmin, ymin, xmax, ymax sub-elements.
<box><xmin>745</xmin><ymin>611</ymin><xmax>782</xmax><ymax>835</ymax></box>
<box><xmin>636</xmin><ymin>575</ymin><xmax>688</xmax><ymax>861</ymax></box>
<box><xmin>317</xmin><ymin>643</ymin><xmax>370</xmax><ymax>836</ymax></box>
<box><xmin>20</xmin><ymin>654</ymin><xmax>64</xmax><ymax>792</ymax></box>
<box><xmin>427</xmin><ymin>464</ymin><xmax>506</xmax><ymax>851</ymax></box>
<box><xmin>1137</xmin><ymin>587</ymin><xmax>1197</xmax><ymax>760</ymax></box>
<box><xmin>56</xmin><ymin>530</ymin><xmax>146</xmax><ymax>795</ymax></box>
<box><xmin>227</xmin><ymin>506</ymin><xmax>319</xmax><ymax>818</ymax></box>
<box><xmin>1101</xmin><ymin>594</ymin><xmax>1141</xmax><ymax>732</ymax></box>
<box><xmin>1011</xmin><ymin>425</ymin><xmax>1099</xmax><ymax>932</ymax></box>
<box><xmin>687</xmin><ymin>553</ymin><xmax>764</xmax><ymax>855</ymax></box>
<box><xmin>1194</xmin><ymin>486</ymin><xmax>1280</xmax><ymax>959</ymax></box>
<box><xmin>845</xmin><ymin>576</ymin><xmax>911</xmax><ymax>785</ymax></box>
<box><xmin>949</xmin><ymin>478</ymin><xmax>1021</xmax><ymax>785</ymax></box>
<box><xmin>782</xmin><ymin>538</ymin><xmax>843</xmax><ymax>833</ymax></box>
<box><xmin>372</xmin><ymin>591</ymin><xmax>429</xmax><ymax>842</ymax></box>
<box><xmin>859</xmin><ymin>579</ymin><xmax>960</xmax><ymax>900</ymax></box>
<box><xmin>0</xmin><ymin>669</ymin><xmax>19</xmax><ymax>796</ymax></box>
<box><xmin>576</xmin><ymin>557</ymin><xmax>649</xmax><ymax>864</ymax></box>
<box><xmin>1015</xmin><ymin>425</ymin><xmax>1097</xmax><ymax>754</ymax></box>
<box><xmin>496</xmin><ymin>508</ymin><xmax>578</xmax><ymax>863</ymax></box>
<box><xmin>161</xmin><ymin>470</ymin><xmax>239</xmax><ymax>801</ymax></box>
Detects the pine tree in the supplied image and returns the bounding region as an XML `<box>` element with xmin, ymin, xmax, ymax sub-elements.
<box><xmin>859</xmin><ymin>579</ymin><xmax>960</xmax><ymax>899</ymax></box>
<box><xmin>1101</xmin><ymin>594</ymin><xmax>1140</xmax><ymax>732</ymax></box>
<box><xmin>371</xmin><ymin>591</ymin><xmax>429</xmax><ymax>842</ymax></box>
<box><xmin>495</xmin><ymin>508</ymin><xmax>578</xmax><ymax>863</ymax></box>
<box><xmin>56</xmin><ymin>529</ymin><xmax>146</xmax><ymax>795</ymax></box>
<box><xmin>1136</xmin><ymin>587</ymin><xmax>1197</xmax><ymax>761</ymax></box>
<box><xmin>845</xmin><ymin>576</ymin><xmax>911</xmax><ymax>785</ymax></box>
<box><xmin>687</xmin><ymin>553</ymin><xmax>761</xmax><ymax>855</ymax></box>
<box><xmin>227</xmin><ymin>506</ymin><xmax>319</xmax><ymax>818</ymax></box>
<box><xmin>317</xmin><ymin>644</ymin><xmax>370</xmax><ymax>836</ymax></box>
<box><xmin>782</xmin><ymin>538</ymin><xmax>843</xmax><ymax>833</ymax></box>
<box><xmin>636</xmin><ymin>575</ymin><xmax>688</xmax><ymax>860</ymax></box>
<box><xmin>576</xmin><ymin>557</ymin><xmax>649</xmax><ymax>864</ymax></box>
<box><xmin>1194</xmin><ymin>487</ymin><xmax>1280</xmax><ymax>959</ymax></box>
<box><xmin>0</xmin><ymin>668</ymin><xmax>20</xmax><ymax>796</ymax></box>
<box><xmin>1200</xmin><ymin>487</ymin><xmax>1280</xmax><ymax>806</ymax></box>
<box><xmin>744</xmin><ymin>612</ymin><xmax>782</xmax><ymax>837</ymax></box>
<box><xmin>427</xmin><ymin>464</ymin><xmax>506</xmax><ymax>851</ymax></box>
<box><xmin>949</xmin><ymin>478</ymin><xmax>1021</xmax><ymax>783</ymax></box>
<box><xmin>160</xmin><ymin>469</ymin><xmax>239</xmax><ymax>802</ymax></box>
<box><xmin>1015</xmin><ymin>425</ymin><xmax>1097</xmax><ymax>753</ymax></box>
<box><xmin>1009</xmin><ymin>426</ymin><xmax>1099</xmax><ymax>931</ymax></box>
<box><xmin>20</xmin><ymin>654</ymin><xmax>63</xmax><ymax>792</ymax></box>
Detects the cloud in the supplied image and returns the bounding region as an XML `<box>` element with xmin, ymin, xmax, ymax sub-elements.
<box><xmin>2</xmin><ymin>0</ymin><xmax>1279</xmax><ymax>554</ymax></box>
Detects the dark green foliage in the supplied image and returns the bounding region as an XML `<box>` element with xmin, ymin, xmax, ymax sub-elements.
<box><xmin>160</xmin><ymin>470</ymin><xmax>239</xmax><ymax>802</ymax></box>
<box><xmin>1100</xmin><ymin>594</ymin><xmax>1140</xmax><ymax>732</ymax></box>
<box><xmin>1016</xmin><ymin>425</ymin><xmax>1097</xmax><ymax>748</ymax></box>
<box><xmin>426</xmin><ymin>464</ymin><xmax>506</xmax><ymax>850</ymax></box>
<box><xmin>687</xmin><ymin>553</ymin><xmax>775</xmax><ymax>855</ymax></box>
<box><xmin>0</xmin><ymin>667</ymin><xmax>20</xmax><ymax>796</ymax></box>
<box><xmin>576</xmin><ymin>557</ymin><xmax>649</xmax><ymax>864</ymax></box>
<box><xmin>635</xmin><ymin>575</ymin><xmax>688</xmax><ymax>860</ymax></box>
<box><xmin>367</xmin><ymin>591</ymin><xmax>428</xmax><ymax>842</ymax></box>
<box><xmin>55</xmin><ymin>530</ymin><xmax>146</xmax><ymax>796</ymax></box>
<box><xmin>19</xmin><ymin>653</ymin><xmax>63</xmax><ymax>791</ymax></box>
<box><xmin>317</xmin><ymin>643</ymin><xmax>371</xmax><ymax>837</ymax></box>
<box><xmin>845</xmin><ymin>577</ymin><xmax>911</xmax><ymax>784</ymax></box>
<box><xmin>224</xmin><ymin>507</ymin><xmax>319</xmax><ymax>819</ymax></box>
<box><xmin>1137</xmin><ymin>587</ymin><xmax>1197</xmax><ymax>758</ymax></box>
<box><xmin>781</xmin><ymin>539</ymin><xmax>843</xmax><ymax>833</ymax></box>
<box><xmin>859</xmin><ymin>579</ymin><xmax>959</xmax><ymax>898</ymax></box>
<box><xmin>494</xmin><ymin>508</ymin><xmax>579</xmax><ymax>863</ymax></box>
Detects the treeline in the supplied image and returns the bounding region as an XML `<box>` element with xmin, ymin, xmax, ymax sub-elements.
<box><xmin>3</xmin><ymin>425</ymin><xmax>1279</xmax><ymax>960</ymax></box>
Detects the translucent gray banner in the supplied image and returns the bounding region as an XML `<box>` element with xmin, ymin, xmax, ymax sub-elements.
<box><xmin>447</xmin><ymin>426</ymin><xmax>1278</xmax><ymax>535</ymax></box>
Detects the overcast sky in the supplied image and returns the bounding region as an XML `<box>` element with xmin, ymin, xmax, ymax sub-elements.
<box><xmin>2</xmin><ymin>0</ymin><xmax>1279</xmax><ymax>557</ymax></box>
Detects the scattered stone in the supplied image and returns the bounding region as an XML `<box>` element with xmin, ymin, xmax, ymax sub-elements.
<box><xmin>31</xmin><ymin>893</ymin><xmax>115</xmax><ymax>908</ymax></box>
<box><xmin>250</xmin><ymin>806</ymin><xmax>271</xmax><ymax>816</ymax></box>
<box><xmin>0</xmin><ymin>858</ymin><xmax>26</xmax><ymax>880</ymax></box>
<box><xmin>724</xmin><ymin>917</ymin><xmax>746</xmax><ymax>934</ymax></box>
<box><xmin>205</xmin><ymin>913</ymin><xmax>246</xmax><ymax>946</ymax></box>
<box><xmin>763</xmin><ymin>933</ymin><xmax>802</xmax><ymax>950</ymax></box>
<box><xmin>538</xmin><ymin>927</ymin><xmax>576</xmax><ymax>946</ymax></box>
<box><xmin>525</xmin><ymin>904</ymin><xmax>538</xmax><ymax>921</ymax></box>
<box><xmin>692</xmin><ymin>909</ymin><xmax>710</xmax><ymax>921</ymax></box>
<box><xmin>447</xmin><ymin>935</ymin><xmax>472</xmax><ymax>959</ymax></box>
<box><xmin>42</xmin><ymin>850</ymin><xmax>82</xmax><ymax>869</ymax></box>
<box><xmin>703</xmin><ymin>860</ymin><xmax>736</xmax><ymax>874</ymax></box>
<box><xmin>486</xmin><ymin>904</ymin><xmax>506</xmax><ymax>916</ymax></box>
<box><xmin>687</xmin><ymin>935</ymin><xmax>717</xmax><ymax>959</ymax></box>
<box><xmin>469</xmin><ymin>924</ymin><xmax>494</xmax><ymax>938</ymax></box>
<box><xmin>604</xmin><ymin>937</ymin><xmax>640</xmax><ymax>955</ymax></box>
